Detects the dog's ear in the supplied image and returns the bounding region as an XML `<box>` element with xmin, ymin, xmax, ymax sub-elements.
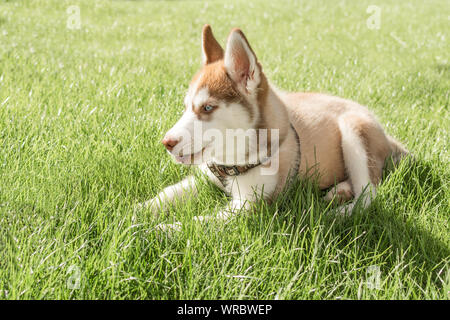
<box><xmin>202</xmin><ymin>25</ymin><xmax>224</xmax><ymax>65</ymax></box>
<box><xmin>224</xmin><ymin>28</ymin><xmax>260</xmax><ymax>95</ymax></box>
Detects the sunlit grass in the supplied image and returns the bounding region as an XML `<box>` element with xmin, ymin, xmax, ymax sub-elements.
<box><xmin>0</xmin><ymin>0</ymin><xmax>448</xmax><ymax>299</ymax></box>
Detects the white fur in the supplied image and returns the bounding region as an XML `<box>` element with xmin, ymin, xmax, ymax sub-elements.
<box><xmin>323</xmin><ymin>180</ymin><xmax>352</xmax><ymax>202</ymax></box>
<box><xmin>193</xmin><ymin>87</ymin><xmax>210</xmax><ymax>108</ymax></box>
<box><xmin>138</xmin><ymin>27</ymin><xmax>401</xmax><ymax>233</ymax></box>
<box><xmin>338</xmin><ymin>116</ymin><xmax>376</xmax><ymax>215</ymax></box>
<box><xmin>224</xmin><ymin>31</ymin><xmax>261</xmax><ymax>100</ymax></box>
<box><xmin>191</xmin><ymin>165</ymin><xmax>278</xmax><ymax>223</ymax></box>
<box><xmin>137</xmin><ymin>176</ymin><xmax>197</xmax><ymax>212</ymax></box>
<box><xmin>229</xmin><ymin>167</ymin><xmax>278</xmax><ymax>201</ymax></box>
<box><xmin>166</xmin><ymin>82</ymin><xmax>211</xmax><ymax>160</ymax></box>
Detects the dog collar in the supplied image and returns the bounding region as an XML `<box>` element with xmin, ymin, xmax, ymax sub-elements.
<box><xmin>206</xmin><ymin>161</ymin><xmax>261</xmax><ymax>187</ymax></box>
<box><xmin>207</xmin><ymin>124</ymin><xmax>301</xmax><ymax>188</ymax></box>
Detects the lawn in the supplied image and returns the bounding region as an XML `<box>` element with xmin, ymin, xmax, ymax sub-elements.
<box><xmin>0</xmin><ymin>0</ymin><xmax>448</xmax><ymax>299</ymax></box>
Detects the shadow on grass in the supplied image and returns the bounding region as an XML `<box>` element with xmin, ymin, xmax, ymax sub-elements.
<box><xmin>98</xmin><ymin>157</ymin><xmax>448</xmax><ymax>299</ymax></box>
<box><xmin>266</xmin><ymin>158</ymin><xmax>449</xmax><ymax>293</ymax></box>
<box><xmin>436</xmin><ymin>63</ymin><xmax>449</xmax><ymax>77</ymax></box>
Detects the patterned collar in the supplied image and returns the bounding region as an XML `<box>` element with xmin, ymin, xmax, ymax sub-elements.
<box><xmin>206</xmin><ymin>124</ymin><xmax>301</xmax><ymax>187</ymax></box>
<box><xmin>206</xmin><ymin>161</ymin><xmax>262</xmax><ymax>187</ymax></box>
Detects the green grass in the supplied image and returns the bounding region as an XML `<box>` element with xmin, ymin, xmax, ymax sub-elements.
<box><xmin>0</xmin><ymin>0</ymin><xmax>449</xmax><ymax>299</ymax></box>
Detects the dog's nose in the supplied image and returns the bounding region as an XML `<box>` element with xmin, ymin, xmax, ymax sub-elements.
<box><xmin>161</xmin><ymin>137</ymin><xmax>179</xmax><ymax>151</ymax></box>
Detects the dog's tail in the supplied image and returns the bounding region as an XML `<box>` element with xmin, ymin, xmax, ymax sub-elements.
<box><xmin>386</xmin><ymin>135</ymin><xmax>411</xmax><ymax>168</ymax></box>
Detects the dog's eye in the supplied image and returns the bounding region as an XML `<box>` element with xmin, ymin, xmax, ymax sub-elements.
<box><xmin>203</xmin><ymin>105</ymin><xmax>215</xmax><ymax>112</ymax></box>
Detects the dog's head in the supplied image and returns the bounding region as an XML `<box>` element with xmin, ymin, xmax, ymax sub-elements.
<box><xmin>162</xmin><ymin>25</ymin><xmax>268</xmax><ymax>165</ymax></box>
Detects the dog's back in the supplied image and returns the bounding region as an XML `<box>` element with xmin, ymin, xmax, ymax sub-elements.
<box><xmin>143</xmin><ymin>25</ymin><xmax>410</xmax><ymax>225</ymax></box>
<box><xmin>281</xmin><ymin>91</ymin><xmax>408</xmax><ymax>212</ymax></box>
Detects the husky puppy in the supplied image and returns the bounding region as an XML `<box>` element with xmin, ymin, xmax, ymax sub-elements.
<box><xmin>139</xmin><ymin>25</ymin><xmax>408</xmax><ymax>231</ymax></box>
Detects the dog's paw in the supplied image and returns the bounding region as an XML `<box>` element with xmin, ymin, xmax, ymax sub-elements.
<box><xmin>192</xmin><ymin>215</ymin><xmax>212</xmax><ymax>223</ymax></box>
<box><xmin>336</xmin><ymin>203</ymin><xmax>355</xmax><ymax>217</ymax></box>
<box><xmin>323</xmin><ymin>191</ymin><xmax>335</xmax><ymax>203</ymax></box>
<box><xmin>324</xmin><ymin>181</ymin><xmax>354</xmax><ymax>204</ymax></box>
<box><xmin>135</xmin><ymin>197</ymin><xmax>163</xmax><ymax>215</ymax></box>
<box><xmin>155</xmin><ymin>222</ymin><xmax>182</xmax><ymax>234</ymax></box>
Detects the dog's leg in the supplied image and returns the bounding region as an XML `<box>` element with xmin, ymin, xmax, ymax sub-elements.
<box><xmin>136</xmin><ymin>176</ymin><xmax>197</xmax><ymax>215</ymax></box>
<box><xmin>193</xmin><ymin>198</ymin><xmax>251</xmax><ymax>223</ymax></box>
<box><xmin>323</xmin><ymin>179</ymin><xmax>354</xmax><ymax>203</ymax></box>
<box><xmin>337</xmin><ymin>116</ymin><xmax>377</xmax><ymax>216</ymax></box>
<box><xmin>155</xmin><ymin>167</ymin><xmax>277</xmax><ymax>234</ymax></box>
<box><xmin>156</xmin><ymin>197</ymin><xmax>255</xmax><ymax>235</ymax></box>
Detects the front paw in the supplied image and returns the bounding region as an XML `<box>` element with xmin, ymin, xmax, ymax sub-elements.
<box><xmin>135</xmin><ymin>197</ymin><xmax>163</xmax><ymax>215</ymax></box>
<box><xmin>336</xmin><ymin>203</ymin><xmax>355</xmax><ymax>217</ymax></box>
<box><xmin>155</xmin><ymin>222</ymin><xmax>182</xmax><ymax>234</ymax></box>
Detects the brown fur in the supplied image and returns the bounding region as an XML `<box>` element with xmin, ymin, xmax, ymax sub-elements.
<box><xmin>193</xmin><ymin>61</ymin><xmax>254</xmax><ymax>122</ymax></box>
<box><xmin>196</xmin><ymin>28</ymin><xmax>408</xmax><ymax>194</ymax></box>
<box><xmin>146</xmin><ymin>26</ymin><xmax>411</xmax><ymax>228</ymax></box>
<box><xmin>342</xmin><ymin>114</ymin><xmax>391</xmax><ymax>185</ymax></box>
<box><xmin>196</xmin><ymin>27</ymin><xmax>408</xmax><ymax>195</ymax></box>
<box><xmin>202</xmin><ymin>25</ymin><xmax>224</xmax><ymax>64</ymax></box>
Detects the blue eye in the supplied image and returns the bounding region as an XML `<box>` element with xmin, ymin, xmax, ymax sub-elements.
<box><xmin>203</xmin><ymin>105</ymin><xmax>214</xmax><ymax>112</ymax></box>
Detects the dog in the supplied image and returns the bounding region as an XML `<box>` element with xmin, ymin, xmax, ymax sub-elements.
<box><xmin>138</xmin><ymin>25</ymin><xmax>409</xmax><ymax>232</ymax></box>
